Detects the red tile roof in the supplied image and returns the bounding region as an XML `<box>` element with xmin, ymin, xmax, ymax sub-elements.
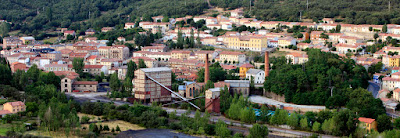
<box><xmin>240</xmin><ymin>63</ymin><xmax>254</xmax><ymax>68</ymax></box>
<box><xmin>84</xmin><ymin>65</ymin><xmax>104</xmax><ymax>69</ymax></box>
<box><xmin>358</xmin><ymin>117</ymin><xmax>375</xmax><ymax>124</ymax></box>
<box><xmin>0</xmin><ymin>110</ymin><xmax>11</xmax><ymax>115</ymax></box>
<box><xmin>5</xmin><ymin>101</ymin><xmax>25</xmax><ymax>107</ymax></box>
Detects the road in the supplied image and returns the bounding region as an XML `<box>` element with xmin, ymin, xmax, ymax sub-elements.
<box><xmin>248</xmin><ymin>95</ymin><xmax>326</xmax><ymax>110</ymax></box>
<box><xmin>367</xmin><ymin>81</ymin><xmax>380</xmax><ymax>98</ymax></box>
<box><xmin>67</xmin><ymin>92</ymin><xmax>336</xmax><ymax>138</ymax></box>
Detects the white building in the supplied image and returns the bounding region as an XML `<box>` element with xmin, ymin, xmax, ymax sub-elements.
<box><xmin>246</xmin><ymin>69</ymin><xmax>265</xmax><ymax>84</ymax></box>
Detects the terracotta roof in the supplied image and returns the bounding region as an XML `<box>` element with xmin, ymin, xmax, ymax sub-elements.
<box><xmin>240</xmin><ymin>63</ymin><xmax>254</xmax><ymax>68</ymax></box>
<box><xmin>86</xmin><ymin>55</ymin><xmax>98</xmax><ymax>60</ymax></box>
<box><xmin>84</xmin><ymin>65</ymin><xmax>104</xmax><ymax>69</ymax></box>
<box><xmin>219</xmin><ymin>51</ymin><xmax>244</xmax><ymax>55</ymax></box>
<box><xmin>358</xmin><ymin>117</ymin><xmax>375</xmax><ymax>124</ymax></box>
<box><xmin>73</xmin><ymin>81</ymin><xmax>98</xmax><ymax>85</ymax></box>
<box><xmin>5</xmin><ymin>101</ymin><xmax>25</xmax><ymax>107</ymax></box>
<box><xmin>0</xmin><ymin>110</ymin><xmax>11</xmax><ymax>115</ymax></box>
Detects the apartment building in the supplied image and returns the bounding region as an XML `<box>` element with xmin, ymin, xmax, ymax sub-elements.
<box><xmin>98</xmin><ymin>45</ymin><xmax>130</xmax><ymax>60</ymax></box>
<box><xmin>223</xmin><ymin>35</ymin><xmax>268</xmax><ymax>52</ymax></box>
<box><xmin>218</xmin><ymin>51</ymin><xmax>246</xmax><ymax>64</ymax></box>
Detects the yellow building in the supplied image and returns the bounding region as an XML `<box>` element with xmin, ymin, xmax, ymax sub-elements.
<box><xmin>389</xmin><ymin>55</ymin><xmax>400</xmax><ymax>67</ymax></box>
<box><xmin>278</xmin><ymin>37</ymin><xmax>296</xmax><ymax>48</ymax></box>
<box><xmin>171</xmin><ymin>50</ymin><xmax>192</xmax><ymax>60</ymax></box>
<box><xmin>3</xmin><ymin>101</ymin><xmax>26</xmax><ymax>113</ymax></box>
<box><xmin>224</xmin><ymin>35</ymin><xmax>268</xmax><ymax>52</ymax></box>
<box><xmin>358</xmin><ymin>117</ymin><xmax>377</xmax><ymax>131</ymax></box>
<box><xmin>239</xmin><ymin>63</ymin><xmax>254</xmax><ymax>78</ymax></box>
<box><xmin>219</xmin><ymin>51</ymin><xmax>246</xmax><ymax>64</ymax></box>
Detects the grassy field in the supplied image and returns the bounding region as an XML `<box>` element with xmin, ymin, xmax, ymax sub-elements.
<box><xmin>43</xmin><ymin>37</ymin><xmax>59</xmax><ymax>44</ymax></box>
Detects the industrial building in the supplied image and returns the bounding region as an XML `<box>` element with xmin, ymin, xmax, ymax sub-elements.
<box><xmin>134</xmin><ymin>67</ymin><xmax>172</xmax><ymax>103</ymax></box>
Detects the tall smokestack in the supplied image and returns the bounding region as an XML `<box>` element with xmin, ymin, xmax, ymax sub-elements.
<box><xmin>265</xmin><ymin>52</ymin><xmax>269</xmax><ymax>77</ymax></box>
<box><xmin>205</xmin><ymin>54</ymin><xmax>210</xmax><ymax>83</ymax></box>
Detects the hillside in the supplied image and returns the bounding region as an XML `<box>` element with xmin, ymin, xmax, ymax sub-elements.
<box><xmin>0</xmin><ymin>0</ymin><xmax>208</xmax><ymax>35</ymax></box>
<box><xmin>211</xmin><ymin>0</ymin><xmax>400</xmax><ymax>25</ymax></box>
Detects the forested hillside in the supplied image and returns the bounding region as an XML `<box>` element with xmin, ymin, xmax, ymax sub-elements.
<box><xmin>0</xmin><ymin>0</ymin><xmax>208</xmax><ymax>34</ymax></box>
<box><xmin>211</xmin><ymin>0</ymin><xmax>400</xmax><ymax>25</ymax></box>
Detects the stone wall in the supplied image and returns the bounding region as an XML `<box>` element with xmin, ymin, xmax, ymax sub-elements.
<box><xmin>263</xmin><ymin>91</ymin><xmax>286</xmax><ymax>102</ymax></box>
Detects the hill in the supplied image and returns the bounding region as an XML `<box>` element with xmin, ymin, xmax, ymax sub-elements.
<box><xmin>211</xmin><ymin>0</ymin><xmax>400</xmax><ymax>25</ymax></box>
<box><xmin>0</xmin><ymin>0</ymin><xmax>208</xmax><ymax>35</ymax></box>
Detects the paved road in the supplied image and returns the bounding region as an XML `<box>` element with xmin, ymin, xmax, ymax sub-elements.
<box><xmin>367</xmin><ymin>81</ymin><xmax>380</xmax><ymax>98</ymax></box>
<box><xmin>248</xmin><ymin>95</ymin><xmax>326</xmax><ymax>110</ymax></box>
<box><xmin>66</xmin><ymin>92</ymin><xmax>336</xmax><ymax>138</ymax></box>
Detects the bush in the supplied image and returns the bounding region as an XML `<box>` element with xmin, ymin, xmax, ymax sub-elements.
<box><xmin>81</xmin><ymin>116</ymin><xmax>90</xmax><ymax>124</ymax></box>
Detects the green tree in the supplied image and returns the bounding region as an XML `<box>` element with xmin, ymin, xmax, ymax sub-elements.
<box><xmin>374</xmin><ymin>33</ymin><xmax>379</xmax><ymax>42</ymax></box>
<box><xmin>177</xmin><ymin>30</ymin><xmax>184</xmax><ymax>49</ymax></box>
<box><xmin>312</xmin><ymin>122</ymin><xmax>321</xmax><ymax>132</ymax></box>
<box><xmin>377</xmin><ymin>114</ymin><xmax>392</xmax><ymax>132</ymax></box>
<box><xmin>240</xmin><ymin>108</ymin><xmax>256</xmax><ymax>123</ymax></box>
<box><xmin>382</xmin><ymin>24</ymin><xmax>388</xmax><ymax>33</ymax></box>
<box><xmin>126</xmin><ymin>60</ymin><xmax>138</xmax><ymax>79</ymax></box>
<box><xmin>300</xmin><ymin>118</ymin><xmax>309</xmax><ymax>130</ymax></box>
<box><xmin>248</xmin><ymin>124</ymin><xmax>268</xmax><ymax>138</ymax></box>
<box><xmin>270</xmin><ymin>109</ymin><xmax>288</xmax><ymax>125</ymax></box>
<box><xmin>189</xmin><ymin>29</ymin><xmax>195</xmax><ymax>48</ymax></box>
<box><xmin>215</xmin><ymin>120</ymin><xmax>231</xmax><ymax>138</ymax></box>
<box><xmin>72</xmin><ymin>58</ymin><xmax>84</xmax><ymax>76</ymax></box>
<box><xmin>287</xmin><ymin>112</ymin><xmax>299</xmax><ymax>128</ymax></box>
<box><xmin>0</xmin><ymin>22</ymin><xmax>10</xmax><ymax>37</ymax></box>
<box><xmin>138</xmin><ymin>59</ymin><xmax>147</xmax><ymax>68</ymax></box>
<box><xmin>336</xmin><ymin>24</ymin><xmax>341</xmax><ymax>33</ymax></box>
<box><xmin>110</xmin><ymin>73</ymin><xmax>121</xmax><ymax>91</ymax></box>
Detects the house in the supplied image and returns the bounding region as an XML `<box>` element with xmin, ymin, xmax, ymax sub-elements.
<box><xmin>64</xmin><ymin>30</ymin><xmax>76</xmax><ymax>37</ymax></box>
<box><xmin>124</xmin><ymin>22</ymin><xmax>135</xmax><ymax>29</ymax></box>
<box><xmin>19</xmin><ymin>37</ymin><xmax>35</xmax><ymax>44</ymax></box>
<box><xmin>322</xmin><ymin>18</ymin><xmax>335</xmax><ymax>24</ymax></box>
<box><xmin>239</xmin><ymin>63</ymin><xmax>254</xmax><ymax>78</ymax></box>
<box><xmin>382</xmin><ymin>72</ymin><xmax>400</xmax><ymax>91</ymax></box>
<box><xmin>44</xmin><ymin>64</ymin><xmax>69</xmax><ymax>72</ymax></box>
<box><xmin>334</xmin><ymin>43</ymin><xmax>359</xmax><ymax>54</ymax></box>
<box><xmin>246</xmin><ymin>69</ymin><xmax>265</xmax><ymax>84</ymax></box>
<box><xmin>3</xmin><ymin>36</ymin><xmax>23</xmax><ymax>49</ymax></box>
<box><xmin>10</xmin><ymin>62</ymin><xmax>27</xmax><ymax>73</ymax></box>
<box><xmin>117</xmin><ymin>37</ymin><xmax>126</xmax><ymax>42</ymax></box>
<box><xmin>286</xmin><ymin>52</ymin><xmax>309</xmax><ymax>64</ymax></box>
<box><xmin>310</xmin><ymin>31</ymin><xmax>324</xmax><ymax>41</ymax></box>
<box><xmin>230</xmin><ymin>9</ymin><xmax>244</xmax><ymax>18</ymax></box>
<box><xmin>358</xmin><ymin>117</ymin><xmax>377</xmax><ymax>131</ymax></box>
<box><xmin>132</xmin><ymin>57</ymin><xmax>159</xmax><ymax>68</ymax></box>
<box><xmin>393</xmin><ymin>88</ymin><xmax>400</xmax><ymax>102</ymax></box>
<box><xmin>277</xmin><ymin>37</ymin><xmax>297</xmax><ymax>48</ymax></box>
<box><xmin>0</xmin><ymin>101</ymin><xmax>26</xmax><ymax>117</ymax></box>
<box><xmin>83</xmin><ymin>65</ymin><xmax>109</xmax><ymax>76</ymax></box>
<box><xmin>85</xmin><ymin>29</ymin><xmax>96</xmax><ymax>35</ymax></box>
<box><xmin>101</xmin><ymin>27</ymin><xmax>115</xmax><ymax>32</ymax></box>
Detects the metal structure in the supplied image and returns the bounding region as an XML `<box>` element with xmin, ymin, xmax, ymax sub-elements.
<box><xmin>145</xmin><ymin>74</ymin><xmax>201</xmax><ymax>110</ymax></box>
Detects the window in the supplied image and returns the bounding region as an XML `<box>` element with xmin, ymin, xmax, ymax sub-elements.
<box><xmin>65</xmin><ymin>79</ymin><xmax>68</xmax><ymax>82</ymax></box>
<box><xmin>65</xmin><ymin>84</ymin><xmax>67</xmax><ymax>87</ymax></box>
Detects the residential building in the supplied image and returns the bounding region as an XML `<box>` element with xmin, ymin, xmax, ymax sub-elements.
<box><xmin>44</xmin><ymin>64</ymin><xmax>69</xmax><ymax>72</ymax></box>
<box><xmin>358</xmin><ymin>117</ymin><xmax>377</xmax><ymax>131</ymax></box>
<box><xmin>219</xmin><ymin>51</ymin><xmax>246</xmax><ymax>64</ymax></box>
<box><xmin>239</xmin><ymin>63</ymin><xmax>254</xmax><ymax>78</ymax></box>
<box><xmin>10</xmin><ymin>62</ymin><xmax>27</xmax><ymax>73</ymax></box>
<box><xmin>223</xmin><ymin>35</ymin><xmax>269</xmax><ymax>52</ymax></box>
<box><xmin>83</xmin><ymin>65</ymin><xmax>109</xmax><ymax>76</ymax></box>
<box><xmin>124</xmin><ymin>22</ymin><xmax>135</xmax><ymax>29</ymax></box>
<box><xmin>246</xmin><ymin>69</ymin><xmax>265</xmax><ymax>84</ymax></box>
<box><xmin>277</xmin><ymin>37</ymin><xmax>297</xmax><ymax>47</ymax></box>
<box><xmin>382</xmin><ymin>72</ymin><xmax>400</xmax><ymax>91</ymax></box>
<box><xmin>171</xmin><ymin>50</ymin><xmax>192</xmax><ymax>60</ymax></box>
<box><xmin>101</xmin><ymin>27</ymin><xmax>115</xmax><ymax>32</ymax></box>
<box><xmin>335</xmin><ymin>43</ymin><xmax>359</xmax><ymax>54</ymax></box>
<box><xmin>98</xmin><ymin>45</ymin><xmax>130</xmax><ymax>60</ymax></box>
<box><xmin>0</xmin><ymin>101</ymin><xmax>26</xmax><ymax>117</ymax></box>
<box><xmin>286</xmin><ymin>52</ymin><xmax>309</xmax><ymax>64</ymax></box>
<box><xmin>132</xmin><ymin>57</ymin><xmax>159</xmax><ymax>68</ymax></box>
<box><xmin>41</xmin><ymin>51</ymin><xmax>62</xmax><ymax>61</ymax></box>
<box><xmin>133</xmin><ymin>67</ymin><xmax>172</xmax><ymax>103</ymax></box>
<box><xmin>64</xmin><ymin>30</ymin><xmax>76</xmax><ymax>37</ymax></box>
<box><xmin>394</xmin><ymin>88</ymin><xmax>400</xmax><ymax>102</ymax></box>
<box><xmin>141</xmin><ymin>45</ymin><xmax>168</xmax><ymax>52</ymax></box>
<box><xmin>3</xmin><ymin>36</ymin><xmax>23</xmax><ymax>49</ymax></box>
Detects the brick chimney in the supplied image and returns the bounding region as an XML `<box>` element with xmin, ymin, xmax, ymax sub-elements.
<box><xmin>265</xmin><ymin>52</ymin><xmax>269</xmax><ymax>77</ymax></box>
<box><xmin>205</xmin><ymin>54</ymin><xmax>210</xmax><ymax>83</ymax></box>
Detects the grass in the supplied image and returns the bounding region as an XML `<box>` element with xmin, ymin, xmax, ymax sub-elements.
<box><xmin>43</xmin><ymin>37</ymin><xmax>59</xmax><ymax>44</ymax></box>
<box><xmin>270</xmin><ymin>50</ymin><xmax>288</xmax><ymax>57</ymax></box>
<box><xmin>0</xmin><ymin>125</ymin><xmax>10</xmax><ymax>136</ymax></box>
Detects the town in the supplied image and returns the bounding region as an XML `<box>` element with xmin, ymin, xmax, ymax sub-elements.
<box><xmin>1</xmin><ymin>4</ymin><xmax>400</xmax><ymax>138</ymax></box>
